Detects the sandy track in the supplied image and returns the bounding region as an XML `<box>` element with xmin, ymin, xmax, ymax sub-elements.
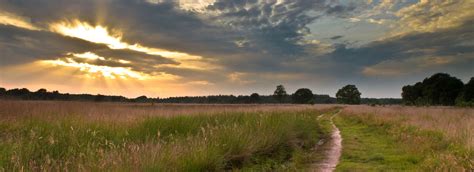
<box><xmin>312</xmin><ymin>111</ymin><xmax>342</xmax><ymax>172</ymax></box>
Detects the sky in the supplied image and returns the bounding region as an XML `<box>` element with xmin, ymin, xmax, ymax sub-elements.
<box><xmin>0</xmin><ymin>0</ymin><xmax>473</xmax><ymax>98</ymax></box>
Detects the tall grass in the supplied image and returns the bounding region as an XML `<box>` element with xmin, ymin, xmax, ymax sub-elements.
<box><xmin>0</xmin><ymin>101</ymin><xmax>332</xmax><ymax>171</ymax></box>
<box><xmin>0</xmin><ymin>100</ymin><xmax>333</xmax><ymax>122</ymax></box>
<box><xmin>340</xmin><ymin>105</ymin><xmax>474</xmax><ymax>170</ymax></box>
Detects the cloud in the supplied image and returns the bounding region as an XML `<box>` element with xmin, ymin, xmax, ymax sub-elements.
<box><xmin>0</xmin><ymin>25</ymin><xmax>106</xmax><ymax>66</ymax></box>
<box><xmin>1</xmin><ymin>0</ymin><xmax>472</xmax><ymax>98</ymax></box>
<box><xmin>330</xmin><ymin>35</ymin><xmax>343</xmax><ymax>40</ymax></box>
<box><xmin>329</xmin><ymin>18</ymin><xmax>474</xmax><ymax>77</ymax></box>
<box><xmin>362</xmin><ymin>55</ymin><xmax>460</xmax><ymax>76</ymax></box>
<box><xmin>394</xmin><ymin>0</ymin><xmax>474</xmax><ymax>35</ymax></box>
<box><xmin>0</xmin><ymin>11</ymin><xmax>39</xmax><ymax>30</ymax></box>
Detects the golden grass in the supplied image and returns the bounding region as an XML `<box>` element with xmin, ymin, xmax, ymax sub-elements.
<box><xmin>0</xmin><ymin>100</ymin><xmax>334</xmax><ymax>122</ymax></box>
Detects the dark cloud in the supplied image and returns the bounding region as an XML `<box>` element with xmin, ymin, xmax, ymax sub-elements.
<box><xmin>330</xmin><ymin>19</ymin><xmax>474</xmax><ymax>67</ymax></box>
<box><xmin>205</xmin><ymin>0</ymin><xmax>351</xmax><ymax>55</ymax></box>
<box><xmin>0</xmin><ymin>0</ymin><xmax>355</xmax><ymax>73</ymax></box>
<box><xmin>93</xmin><ymin>49</ymin><xmax>178</xmax><ymax>72</ymax></box>
<box><xmin>0</xmin><ymin>25</ymin><xmax>106</xmax><ymax>66</ymax></box>
<box><xmin>0</xmin><ymin>24</ymin><xmax>177</xmax><ymax>75</ymax></box>
<box><xmin>330</xmin><ymin>35</ymin><xmax>343</xmax><ymax>40</ymax></box>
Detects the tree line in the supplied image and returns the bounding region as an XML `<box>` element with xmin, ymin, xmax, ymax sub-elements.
<box><xmin>4</xmin><ymin>72</ymin><xmax>470</xmax><ymax>106</ymax></box>
<box><xmin>0</xmin><ymin>84</ymin><xmax>402</xmax><ymax>105</ymax></box>
<box><xmin>402</xmin><ymin>73</ymin><xmax>474</xmax><ymax>106</ymax></box>
<box><xmin>0</xmin><ymin>88</ymin><xmax>154</xmax><ymax>103</ymax></box>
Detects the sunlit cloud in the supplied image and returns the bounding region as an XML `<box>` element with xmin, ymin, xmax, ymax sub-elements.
<box><xmin>146</xmin><ymin>0</ymin><xmax>216</xmax><ymax>12</ymax></box>
<box><xmin>71</xmin><ymin>52</ymin><xmax>106</xmax><ymax>60</ymax></box>
<box><xmin>42</xmin><ymin>58</ymin><xmax>146</xmax><ymax>80</ymax></box>
<box><xmin>50</xmin><ymin>20</ymin><xmax>202</xmax><ymax>60</ymax></box>
<box><xmin>388</xmin><ymin>0</ymin><xmax>473</xmax><ymax>36</ymax></box>
<box><xmin>49</xmin><ymin>20</ymin><xmax>213</xmax><ymax>70</ymax></box>
<box><xmin>0</xmin><ymin>11</ymin><xmax>39</xmax><ymax>30</ymax></box>
<box><xmin>41</xmin><ymin>53</ymin><xmax>180</xmax><ymax>81</ymax></box>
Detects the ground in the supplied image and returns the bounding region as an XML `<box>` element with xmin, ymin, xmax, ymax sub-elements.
<box><xmin>0</xmin><ymin>101</ymin><xmax>472</xmax><ymax>171</ymax></box>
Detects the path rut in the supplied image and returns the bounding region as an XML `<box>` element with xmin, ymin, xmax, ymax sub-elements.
<box><xmin>312</xmin><ymin>111</ymin><xmax>342</xmax><ymax>172</ymax></box>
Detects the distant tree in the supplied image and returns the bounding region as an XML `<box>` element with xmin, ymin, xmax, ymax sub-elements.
<box><xmin>34</xmin><ymin>88</ymin><xmax>48</xmax><ymax>100</ymax></box>
<box><xmin>94</xmin><ymin>94</ymin><xmax>106</xmax><ymax>102</ymax></box>
<box><xmin>456</xmin><ymin>77</ymin><xmax>474</xmax><ymax>105</ymax></box>
<box><xmin>462</xmin><ymin>77</ymin><xmax>474</xmax><ymax>102</ymax></box>
<box><xmin>250</xmin><ymin>93</ymin><xmax>260</xmax><ymax>104</ymax></box>
<box><xmin>401</xmin><ymin>82</ymin><xmax>423</xmax><ymax>105</ymax></box>
<box><xmin>36</xmin><ymin>88</ymin><xmax>47</xmax><ymax>93</ymax></box>
<box><xmin>0</xmin><ymin>87</ymin><xmax>6</xmax><ymax>95</ymax></box>
<box><xmin>336</xmin><ymin>85</ymin><xmax>361</xmax><ymax>104</ymax></box>
<box><xmin>421</xmin><ymin>73</ymin><xmax>463</xmax><ymax>105</ymax></box>
<box><xmin>6</xmin><ymin>88</ymin><xmax>31</xmax><ymax>98</ymax></box>
<box><xmin>135</xmin><ymin>95</ymin><xmax>149</xmax><ymax>103</ymax></box>
<box><xmin>402</xmin><ymin>73</ymin><xmax>464</xmax><ymax>106</ymax></box>
<box><xmin>292</xmin><ymin>88</ymin><xmax>314</xmax><ymax>104</ymax></box>
<box><xmin>273</xmin><ymin>85</ymin><xmax>288</xmax><ymax>103</ymax></box>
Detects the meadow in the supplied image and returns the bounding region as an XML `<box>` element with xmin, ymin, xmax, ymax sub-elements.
<box><xmin>335</xmin><ymin>105</ymin><xmax>473</xmax><ymax>171</ymax></box>
<box><xmin>0</xmin><ymin>100</ymin><xmax>472</xmax><ymax>171</ymax></box>
<box><xmin>0</xmin><ymin>101</ymin><xmax>335</xmax><ymax>171</ymax></box>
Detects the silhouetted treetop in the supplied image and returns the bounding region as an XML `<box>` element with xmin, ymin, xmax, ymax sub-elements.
<box><xmin>273</xmin><ymin>85</ymin><xmax>288</xmax><ymax>103</ymax></box>
<box><xmin>250</xmin><ymin>93</ymin><xmax>260</xmax><ymax>104</ymax></box>
<box><xmin>402</xmin><ymin>73</ymin><xmax>465</xmax><ymax>106</ymax></box>
<box><xmin>292</xmin><ymin>88</ymin><xmax>314</xmax><ymax>104</ymax></box>
<box><xmin>336</xmin><ymin>85</ymin><xmax>361</xmax><ymax>105</ymax></box>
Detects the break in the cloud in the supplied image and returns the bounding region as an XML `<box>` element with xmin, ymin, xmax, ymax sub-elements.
<box><xmin>0</xmin><ymin>0</ymin><xmax>473</xmax><ymax>98</ymax></box>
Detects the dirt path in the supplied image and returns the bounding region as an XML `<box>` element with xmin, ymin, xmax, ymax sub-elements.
<box><xmin>312</xmin><ymin>111</ymin><xmax>342</xmax><ymax>172</ymax></box>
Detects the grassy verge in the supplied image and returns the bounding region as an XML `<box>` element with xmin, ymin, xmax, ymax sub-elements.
<box><xmin>334</xmin><ymin>113</ymin><xmax>473</xmax><ymax>171</ymax></box>
<box><xmin>0</xmin><ymin>109</ymin><xmax>331</xmax><ymax>171</ymax></box>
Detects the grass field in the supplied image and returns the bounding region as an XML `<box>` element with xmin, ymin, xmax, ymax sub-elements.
<box><xmin>0</xmin><ymin>100</ymin><xmax>473</xmax><ymax>171</ymax></box>
<box><xmin>0</xmin><ymin>101</ymin><xmax>334</xmax><ymax>171</ymax></box>
<box><xmin>336</xmin><ymin>106</ymin><xmax>473</xmax><ymax>171</ymax></box>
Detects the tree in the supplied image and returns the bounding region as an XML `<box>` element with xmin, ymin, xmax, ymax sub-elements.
<box><xmin>420</xmin><ymin>73</ymin><xmax>463</xmax><ymax>105</ymax></box>
<box><xmin>336</xmin><ymin>85</ymin><xmax>361</xmax><ymax>104</ymax></box>
<box><xmin>134</xmin><ymin>95</ymin><xmax>149</xmax><ymax>103</ymax></box>
<box><xmin>457</xmin><ymin>77</ymin><xmax>474</xmax><ymax>105</ymax></box>
<box><xmin>34</xmin><ymin>88</ymin><xmax>48</xmax><ymax>100</ymax></box>
<box><xmin>401</xmin><ymin>82</ymin><xmax>422</xmax><ymax>105</ymax></box>
<box><xmin>401</xmin><ymin>73</ymin><xmax>464</xmax><ymax>106</ymax></box>
<box><xmin>0</xmin><ymin>87</ymin><xmax>6</xmax><ymax>95</ymax></box>
<box><xmin>463</xmin><ymin>77</ymin><xmax>474</xmax><ymax>102</ymax></box>
<box><xmin>250</xmin><ymin>93</ymin><xmax>260</xmax><ymax>104</ymax></box>
<box><xmin>94</xmin><ymin>94</ymin><xmax>106</xmax><ymax>102</ymax></box>
<box><xmin>273</xmin><ymin>85</ymin><xmax>288</xmax><ymax>103</ymax></box>
<box><xmin>292</xmin><ymin>88</ymin><xmax>314</xmax><ymax>104</ymax></box>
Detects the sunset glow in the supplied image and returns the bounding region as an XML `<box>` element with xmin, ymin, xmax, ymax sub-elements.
<box><xmin>50</xmin><ymin>20</ymin><xmax>127</xmax><ymax>49</ymax></box>
<box><xmin>42</xmin><ymin>58</ymin><xmax>146</xmax><ymax>80</ymax></box>
<box><xmin>50</xmin><ymin>20</ymin><xmax>203</xmax><ymax>61</ymax></box>
<box><xmin>0</xmin><ymin>11</ymin><xmax>39</xmax><ymax>30</ymax></box>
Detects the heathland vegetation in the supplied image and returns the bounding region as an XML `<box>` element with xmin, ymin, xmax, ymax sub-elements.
<box><xmin>335</xmin><ymin>106</ymin><xmax>473</xmax><ymax>171</ymax></box>
<box><xmin>0</xmin><ymin>101</ymin><xmax>335</xmax><ymax>171</ymax></box>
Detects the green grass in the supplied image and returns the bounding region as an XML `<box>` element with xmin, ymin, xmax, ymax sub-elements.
<box><xmin>334</xmin><ymin>115</ymin><xmax>421</xmax><ymax>171</ymax></box>
<box><xmin>334</xmin><ymin>113</ymin><xmax>473</xmax><ymax>171</ymax></box>
<box><xmin>0</xmin><ymin>109</ymin><xmax>331</xmax><ymax>171</ymax></box>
